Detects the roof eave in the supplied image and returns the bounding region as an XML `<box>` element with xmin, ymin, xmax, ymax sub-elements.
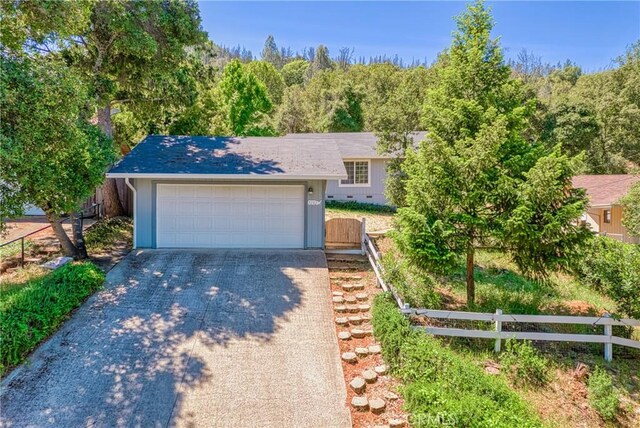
<box><xmin>106</xmin><ymin>172</ymin><xmax>348</xmax><ymax>180</ymax></box>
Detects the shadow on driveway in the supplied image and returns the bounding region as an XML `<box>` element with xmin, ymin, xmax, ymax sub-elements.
<box><xmin>0</xmin><ymin>249</ymin><xmax>350</xmax><ymax>428</ymax></box>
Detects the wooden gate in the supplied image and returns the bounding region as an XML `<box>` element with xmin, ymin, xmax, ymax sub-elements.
<box><xmin>325</xmin><ymin>218</ymin><xmax>365</xmax><ymax>252</ymax></box>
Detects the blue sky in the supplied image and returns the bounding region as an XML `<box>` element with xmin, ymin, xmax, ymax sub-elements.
<box><xmin>199</xmin><ymin>1</ymin><xmax>640</xmax><ymax>72</ymax></box>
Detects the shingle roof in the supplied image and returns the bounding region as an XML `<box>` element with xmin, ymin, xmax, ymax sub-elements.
<box><xmin>572</xmin><ymin>174</ymin><xmax>640</xmax><ymax>207</ymax></box>
<box><xmin>108</xmin><ymin>135</ymin><xmax>347</xmax><ymax>179</ymax></box>
<box><xmin>284</xmin><ymin>131</ymin><xmax>427</xmax><ymax>158</ymax></box>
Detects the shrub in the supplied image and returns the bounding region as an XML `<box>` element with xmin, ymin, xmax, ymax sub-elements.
<box><xmin>572</xmin><ymin>236</ymin><xmax>640</xmax><ymax>318</ymax></box>
<box><xmin>588</xmin><ymin>366</ymin><xmax>619</xmax><ymax>421</ymax></box>
<box><xmin>499</xmin><ymin>339</ymin><xmax>549</xmax><ymax>387</ymax></box>
<box><xmin>85</xmin><ymin>217</ymin><xmax>132</xmax><ymax>252</ymax></box>
<box><xmin>325</xmin><ymin>200</ymin><xmax>396</xmax><ymax>213</ymax></box>
<box><xmin>380</xmin><ymin>252</ymin><xmax>441</xmax><ymax>309</ymax></box>
<box><xmin>0</xmin><ymin>262</ymin><xmax>105</xmax><ymax>375</ymax></box>
<box><xmin>372</xmin><ymin>294</ymin><xmax>543</xmax><ymax>427</ymax></box>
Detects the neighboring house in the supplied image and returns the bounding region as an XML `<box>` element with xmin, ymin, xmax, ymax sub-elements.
<box><xmin>107</xmin><ymin>135</ymin><xmax>346</xmax><ymax>249</ymax></box>
<box><xmin>573</xmin><ymin>174</ymin><xmax>640</xmax><ymax>244</ymax></box>
<box><xmin>285</xmin><ymin>132</ymin><xmax>426</xmax><ymax>205</ymax></box>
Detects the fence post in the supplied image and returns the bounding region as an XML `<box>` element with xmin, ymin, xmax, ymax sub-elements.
<box><xmin>361</xmin><ymin>217</ymin><xmax>366</xmax><ymax>255</ymax></box>
<box><xmin>494</xmin><ymin>309</ymin><xmax>503</xmax><ymax>353</ymax></box>
<box><xmin>20</xmin><ymin>237</ymin><xmax>25</xmax><ymax>268</ymax></box>
<box><xmin>603</xmin><ymin>313</ymin><xmax>613</xmax><ymax>362</ymax></box>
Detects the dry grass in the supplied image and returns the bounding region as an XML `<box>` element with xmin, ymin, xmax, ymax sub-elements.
<box><xmin>325</xmin><ymin>209</ymin><xmax>394</xmax><ymax>233</ymax></box>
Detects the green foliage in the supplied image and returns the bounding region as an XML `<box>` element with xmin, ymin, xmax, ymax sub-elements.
<box><xmin>572</xmin><ymin>236</ymin><xmax>640</xmax><ymax>318</ymax></box>
<box><xmin>304</xmin><ymin>72</ymin><xmax>364</xmax><ymax>132</ymax></box>
<box><xmin>380</xmin><ymin>253</ymin><xmax>441</xmax><ymax>309</ymax></box>
<box><xmin>217</xmin><ymin>59</ymin><xmax>274</xmax><ymax>136</ymax></box>
<box><xmin>261</xmin><ymin>35</ymin><xmax>282</xmax><ymax>68</ymax></box>
<box><xmin>281</xmin><ymin>60</ymin><xmax>309</xmax><ymax>86</ymax></box>
<box><xmin>0</xmin><ymin>262</ymin><xmax>105</xmax><ymax>375</ymax></box>
<box><xmin>372</xmin><ymin>294</ymin><xmax>543</xmax><ymax>427</ymax></box>
<box><xmin>325</xmin><ymin>200</ymin><xmax>396</xmax><ymax>213</ymax></box>
<box><xmin>275</xmin><ymin>85</ymin><xmax>311</xmax><ymax>134</ymax></box>
<box><xmin>499</xmin><ymin>340</ymin><xmax>549</xmax><ymax>387</ymax></box>
<box><xmin>85</xmin><ymin>217</ymin><xmax>133</xmax><ymax>252</ymax></box>
<box><xmin>588</xmin><ymin>366</ymin><xmax>620</xmax><ymax>421</ymax></box>
<box><xmin>246</xmin><ymin>61</ymin><xmax>285</xmax><ymax>105</ymax></box>
<box><xmin>0</xmin><ymin>56</ymin><xmax>116</xmax><ymax>219</ymax></box>
<box><xmin>620</xmin><ymin>180</ymin><xmax>640</xmax><ymax>237</ymax></box>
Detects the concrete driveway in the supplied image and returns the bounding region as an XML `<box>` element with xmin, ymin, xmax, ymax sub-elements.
<box><xmin>0</xmin><ymin>250</ymin><xmax>351</xmax><ymax>428</ymax></box>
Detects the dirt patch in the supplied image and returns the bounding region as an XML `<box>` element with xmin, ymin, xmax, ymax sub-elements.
<box><xmin>326</xmin><ymin>210</ymin><xmax>394</xmax><ymax>233</ymax></box>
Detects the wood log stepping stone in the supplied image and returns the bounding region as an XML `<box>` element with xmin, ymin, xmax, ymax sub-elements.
<box><xmin>338</xmin><ymin>331</ymin><xmax>351</xmax><ymax>340</ymax></box>
<box><xmin>351</xmin><ymin>328</ymin><xmax>366</xmax><ymax>338</ymax></box>
<box><xmin>389</xmin><ymin>418</ymin><xmax>405</xmax><ymax>427</ymax></box>
<box><xmin>384</xmin><ymin>391</ymin><xmax>399</xmax><ymax>401</ymax></box>
<box><xmin>360</xmin><ymin>314</ymin><xmax>372</xmax><ymax>322</ymax></box>
<box><xmin>351</xmin><ymin>396</ymin><xmax>369</xmax><ymax>411</ymax></box>
<box><xmin>332</xmin><ymin>296</ymin><xmax>345</xmax><ymax>304</ymax></box>
<box><xmin>355</xmin><ymin>347</ymin><xmax>369</xmax><ymax>357</ymax></box>
<box><xmin>361</xmin><ymin>328</ymin><xmax>373</xmax><ymax>337</ymax></box>
<box><xmin>346</xmin><ymin>304</ymin><xmax>359</xmax><ymax>313</ymax></box>
<box><xmin>368</xmin><ymin>345</ymin><xmax>381</xmax><ymax>354</ymax></box>
<box><xmin>341</xmin><ymin>284</ymin><xmax>354</xmax><ymax>292</ymax></box>
<box><xmin>369</xmin><ymin>398</ymin><xmax>386</xmax><ymax>414</ymax></box>
<box><xmin>362</xmin><ymin>369</ymin><xmax>378</xmax><ymax>383</ymax></box>
<box><xmin>349</xmin><ymin>377</ymin><xmax>366</xmax><ymax>393</ymax></box>
<box><xmin>344</xmin><ymin>295</ymin><xmax>357</xmax><ymax>304</ymax></box>
<box><xmin>335</xmin><ymin>317</ymin><xmax>349</xmax><ymax>326</ymax></box>
<box><xmin>348</xmin><ymin>316</ymin><xmax>363</xmax><ymax>325</ymax></box>
<box><xmin>335</xmin><ymin>305</ymin><xmax>347</xmax><ymax>313</ymax></box>
<box><xmin>352</xmin><ymin>283</ymin><xmax>365</xmax><ymax>290</ymax></box>
<box><xmin>332</xmin><ymin>291</ymin><xmax>344</xmax><ymax>296</ymax></box>
<box><xmin>355</xmin><ymin>292</ymin><xmax>368</xmax><ymax>301</ymax></box>
<box><xmin>342</xmin><ymin>352</ymin><xmax>357</xmax><ymax>363</ymax></box>
<box><xmin>358</xmin><ymin>304</ymin><xmax>371</xmax><ymax>312</ymax></box>
<box><xmin>374</xmin><ymin>365</ymin><xmax>388</xmax><ymax>375</ymax></box>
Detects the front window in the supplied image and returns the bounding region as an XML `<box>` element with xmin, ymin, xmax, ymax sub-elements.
<box><xmin>603</xmin><ymin>210</ymin><xmax>611</xmax><ymax>223</ymax></box>
<box><xmin>340</xmin><ymin>161</ymin><xmax>369</xmax><ymax>186</ymax></box>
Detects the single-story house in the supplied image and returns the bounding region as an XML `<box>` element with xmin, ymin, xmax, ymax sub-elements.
<box><xmin>573</xmin><ymin>174</ymin><xmax>640</xmax><ymax>244</ymax></box>
<box><xmin>284</xmin><ymin>132</ymin><xmax>425</xmax><ymax>205</ymax></box>
<box><xmin>107</xmin><ymin>135</ymin><xmax>347</xmax><ymax>249</ymax></box>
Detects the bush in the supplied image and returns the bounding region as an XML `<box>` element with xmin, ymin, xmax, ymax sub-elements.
<box><xmin>588</xmin><ymin>366</ymin><xmax>619</xmax><ymax>421</ymax></box>
<box><xmin>572</xmin><ymin>236</ymin><xmax>640</xmax><ymax>318</ymax></box>
<box><xmin>85</xmin><ymin>216</ymin><xmax>132</xmax><ymax>251</ymax></box>
<box><xmin>0</xmin><ymin>262</ymin><xmax>105</xmax><ymax>375</ymax></box>
<box><xmin>372</xmin><ymin>294</ymin><xmax>542</xmax><ymax>427</ymax></box>
<box><xmin>325</xmin><ymin>200</ymin><xmax>396</xmax><ymax>213</ymax></box>
<box><xmin>380</xmin><ymin>252</ymin><xmax>441</xmax><ymax>309</ymax></box>
<box><xmin>499</xmin><ymin>340</ymin><xmax>549</xmax><ymax>387</ymax></box>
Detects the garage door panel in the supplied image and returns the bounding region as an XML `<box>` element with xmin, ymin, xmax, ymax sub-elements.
<box><xmin>156</xmin><ymin>184</ymin><xmax>305</xmax><ymax>248</ymax></box>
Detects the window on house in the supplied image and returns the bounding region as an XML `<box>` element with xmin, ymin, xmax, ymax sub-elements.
<box><xmin>603</xmin><ymin>210</ymin><xmax>611</xmax><ymax>223</ymax></box>
<box><xmin>340</xmin><ymin>161</ymin><xmax>369</xmax><ymax>186</ymax></box>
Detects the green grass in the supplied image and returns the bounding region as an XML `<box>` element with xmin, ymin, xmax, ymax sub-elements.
<box><xmin>372</xmin><ymin>293</ymin><xmax>543</xmax><ymax>428</ymax></box>
<box><xmin>85</xmin><ymin>217</ymin><xmax>132</xmax><ymax>252</ymax></box>
<box><xmin>0</xmin><ymin>239</ymin><xmax>34</xmax><ymax>259</ymax></box>
<box><xmin>325</xmin><ymin>199</ymin><xmax>396</xmax><ymax>213</ymax></box>
<box><xmin>0</xmin><ymin>262</ymin><xmax>105</xmax><ymax>375</ymax></box>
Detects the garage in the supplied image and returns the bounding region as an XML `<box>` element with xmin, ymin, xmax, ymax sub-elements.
<box><xmin>156</xmin><ymin>184</ymin><xmax>305</xmax><ymax>248</ymax></box>
<box><xmin>107</xmin><ymin>135</ymin><xmax>346</xmax><ymax>249</ymax></box>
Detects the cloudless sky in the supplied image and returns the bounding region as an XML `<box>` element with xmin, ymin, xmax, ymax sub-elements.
<box><xmin>199</xmin><ymin>1</ymin><xmax>640</xmax><ymax>72</ymax></box>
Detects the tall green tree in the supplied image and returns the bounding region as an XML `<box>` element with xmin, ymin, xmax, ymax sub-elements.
<box><xmin>275</xmin><ymin>85</ymin><xmax>311</xmax><ymax>134</ymax></box>
<box><xmin>0</xmin><ymin>57</ymin><xmax>115</xmax><ymax>258</ymax></box>
<box><xmin>620</xmin><ymin>180</ymin><xmax>640</xmax><ymax>238</ymax></box>
<box><xmin>246</xmin><ymin>60</ymin><xmax>285</xmax><ymax>105</ymax></box>
<box><xmin>281</xmin><ymin>60</ymin><xmax>309</xmax><ymax>86</ymax></box>
<box><xmin>306</xmin><ymin>45</ymin><xmax>333</xmax><ymax>80</ymax></box>
<box><xmin>394</xmin><ymin>1</ymin><xmax>590</xmax><ymax>305</ymax></box>
<box><xmin>261</xmin><ymin>35</ymin><xmax>282</xmax><ymax>68</ymax></box>
<box><xmin>217</xmin><ymin>59</ymin><xmax>274</xmax><ymax>136</ymax></box>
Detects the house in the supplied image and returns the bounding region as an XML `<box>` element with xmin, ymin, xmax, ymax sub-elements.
<box><xmin>284</xmin><ymin>132</ymin><xmax>426</xmax><ymax>205</ymax></box>
<box><xmin>573</xmin><ymin>174</ymin><xmax>640</xmax><ymax>244</ymax></box>
<box><xmin>107</xmin><ymin>135</ymin><xmax>346</xmax><ymax>249</ymax></box>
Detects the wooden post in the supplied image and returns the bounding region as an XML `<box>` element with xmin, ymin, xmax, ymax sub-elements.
<box><xmin>361</xmin><ymin>217</ymin><xmax>366</xmax><ymax>255</ymax></box>
<box><xmin>494</xmin><ymin>309</ymin><xmax>503</xmax><ymax>353</ymax></box>
<box><xmin>604</xmin><ymin>313</ymin><xmax>613</xmax><ymax>362</ymax></box>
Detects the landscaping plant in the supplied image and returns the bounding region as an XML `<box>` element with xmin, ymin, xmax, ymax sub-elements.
<box><xmin>588</xmin><ymin>366</ymin><xmax>620</xmax><ymax>421</ymax></box>
<box><xmin>499</xmin><ymin>339</ymin><xmax>550</xmax><ymax>387</ymax></box>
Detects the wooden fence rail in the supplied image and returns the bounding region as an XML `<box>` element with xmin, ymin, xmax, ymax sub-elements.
<box><xmin>363</xmin><ymin>233</ymin><xmax>640</xmax><ymax>362</ymax></box>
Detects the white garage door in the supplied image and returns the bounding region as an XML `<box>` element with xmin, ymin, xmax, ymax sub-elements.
<box><xmin>156</xmin><ymin>184</ymin><xmax>305</xmax><ymax>248</ymax></box>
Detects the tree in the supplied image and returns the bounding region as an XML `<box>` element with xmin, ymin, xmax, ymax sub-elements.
<box><xmin>304</xmin><ymin>71</ymin><xmax>364</xmax><ymax>132</ymax></box>
<box><xmin>217</xmin><ymin>59</ymin><xmax>274</xmax><ymax>136</ymax></box>
<box><xmin>0</xmin><ymin>57</ymin><xmax>115</xmax><ymax>258</ymax></box>
<box><xmin>393</xmin><ymin>1</ymin><xmax>590</xmax><ymax>306</ymax></box>
<box><xmin>261</xmin><ymin>35</ymin><xmax>282</xmax><ymax>68</ymax></box>
<box><xmin>281</xmin><ymin>60</ymin><xmax>309</xmax><ymax>86</ymax></box>
<box><xmin>306</xmin><ymin>45</ymin><xmax>333</xmax><ymax>80</ymax></box>
<box><xmin>275</xmin><ymin>85</ymin><xmax>311</xmax><ymax>134</ymax></box>
<box><xmin>246</xmin><ymin>61</ymin><xmax>285</xmax><ymax>105</ymax></box>
<box><xmin>2</xmin><ymin>0</ymin><xmax>207</xmax><ymax>217</ymax></box>
<box><xmin>620</xmin><ymin>180</ymin><xmax>640</xmax><ymax>238</ymax></box>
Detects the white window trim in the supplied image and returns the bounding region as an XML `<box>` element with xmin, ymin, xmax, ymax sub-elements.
<box><xmin>339</xmin><ymin>159</ymin><xmax>371</xmax><ymax>188</ymax></box>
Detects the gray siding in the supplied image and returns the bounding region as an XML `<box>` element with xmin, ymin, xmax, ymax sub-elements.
<box><xmin>131</xmin><ymin>179</ymin><xmax>325</xmax><ymax>249</ymax></box>
<box><xmin>325</xmin><ymin>159</ymin><xmax>388</xmax><ymax>205</ymax></box>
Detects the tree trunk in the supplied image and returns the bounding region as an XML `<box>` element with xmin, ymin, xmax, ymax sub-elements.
<box><xmin>46</xmin><ymin>211</ymin><xmax>79</xmax><ymax>258</ymax></box>
<box><xmin>70</xmin><ymin>212</ymin><xmax>89</xmax><ymax>260</ymax></box>
<box><xmin>97</xmin><ymin>104</ymin><xmax>125</xmax><ymax>217</ymax></box>
<box><xmin>466</xmin><ymin>246</ymin><xmax>475</xmax><ymax>307</ymax></box>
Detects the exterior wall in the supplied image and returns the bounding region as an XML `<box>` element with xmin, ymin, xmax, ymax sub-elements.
<box><xmin>132</xmin><ymin>178</ymin><xmax>325</xmax><ymax>249</ymax></box>
<box><xmin>325</xmin><ymin>159</ymin><xmax>389</xmax><ymax>205</ymax></box>
<box><xmin>585</xmin><ymin>206</ymin><xmax>639</xmax><ymax>244</ymax></box>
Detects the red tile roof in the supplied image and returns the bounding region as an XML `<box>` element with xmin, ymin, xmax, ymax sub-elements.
<box><xmin>572</xmin><ymin>175</ymin><xmax>640</xmax><ymax>207</ymax></box>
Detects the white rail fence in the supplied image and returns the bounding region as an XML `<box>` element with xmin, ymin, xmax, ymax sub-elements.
<box><xmin>363</xmin><ymin>234</ymin><xmax>640</xmax><ymax>362</ymax></box>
